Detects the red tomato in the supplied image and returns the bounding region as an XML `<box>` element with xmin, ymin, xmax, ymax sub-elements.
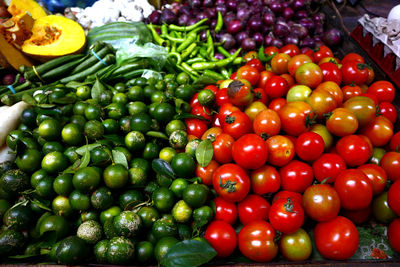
<box><xmin>314</xmin><ymin>216</ymin><xmax>359</xmax><ymax>260</ymax></box>
<box><xmin>263</xmin><ymin>75</ymin><xmax>289</xmax><ymax>99</ymax></box>
<box><xmin>237</xmin><ymin>65</ymin><xmax>260</xmax><ymax>86</ymax></box>
<box><xmin>269</xmin><ymin>197</ymin><xmax>305</xmax><ymax>234</ymax></box>
<box><xmin>201</xmin><ymin>127</ymin><xmax>222</xmax><ymax>141</ymax></box>
<box><xmin>264</xmin><ymin>46</ymin><xmax>279</xmax><ymax>56</ymax></box>
<box><xmin>204</xmin><ymin>220</ymin><xmax>237</xmax><ymax>258</ymax></box>
<box><xmin>381</xmin><ymin>152</ymin><xmax>400</xmax><ymax>182</ymax></box>
<box><xmin>185</xmin><ymin>118</ymin><xmax>208</xmax><ymax>138</ymax></box>
<box><xmin>388</xmin><ymin>180</ymin><xmax>400</xmax><ymax>216</ymax></box>
<box><xmin>336</xmin><ymin>135</ymin><xmax>372</xmax><ymax>167</ymax></box>
<box><xmin>287</xmin><ymin>54</ymin><xmax>313</xmax><ymax>77</ymax></box>
<box><xmin>280</xmin><ymin>44</ymin><xmax>300</xmax><ymax>57</ymax></box>
<box><xmin>221</xmin><ymin>111</ymin><xmax>252</xmax><ymax>140</ymax></box>
<box><xmin>266</xmin><ymin>135</ymin><xmax>295</xmax><ymax>167</ymax></box>
<box><xmin>253</xmin><ymin>108</ymin><xmax>281</xmax><ymax>138</ymax></box>
<box><xmin>312</xmin><ymin>45</ymin><xmax>334</xmax><ymax>64</ymax></box>
<box><xmin>360</xmin><ymin>116</ymin><xmax>393</xmax><ymax>147</ymax></box>
<box><xmin>204</xmin><ymin>85</ymin><xmax>219</xmax><ymax>95</ymax></box>
<box><xmin>280</xmin><ymin>73</ymin><xmax>295</xmax><ymax>87</ymax></box>
<box><xmin>388</xmin><ymin>218</ymin><xmax>400</xmax><ymax>253</ymax></box>
<box><xmin>217</xmin><ymin>103</ymin><xmax>240</xmax><ymax>124</ymax></box>
<box><xmin>212</xmin><ymin>196</ymin><xmax>237</xmax><ymax>225</ymax></box>
<box><xmin>271</xmin><ymin>53</ymin><xmax>291</xmax><ymax>74</ymax></box>
<box><xmin>360</xmin><ymin>92</ymin><xmax>379</xmax><ymax>105</ymax></box>
<box><xmin>295</xmin><ymin>131</ymin><xmax>324</xmax><ymax>161</ymax></box>
<box><xmin>367</xmin><ymin>80</ymin><xmax>395</xmax><ymax>103</ymax></box>
<box><xmin>252</xmin><ymin>87</ymin><xmax>268</xmax><ymax>104</ymax></box>
<box><xmin>279</xmin><ymin>228</ymin><xmax>312</xmax><ymax>261</ymax></box>
<box><xmin>195</xmin><ymin>160</ymin><xmax>220</xmax><ymax>186</ymax></box>
<box><xmin>357</xmin><ymin>164</ymin><xmax>387</xmax><ymax>196</ymax></box>
<box><xmin>232</xmin><ymin>134</ymin><xmax>268</xmax><ymax>169</ymax></box>
<box><xmin>342</xmin><ymin>96</ymin><xmax>377</xmax><ymax>127</ymax></box>
<box><xmin>295</xmin><ymin>62</ymin><xmax>323</xmax><ymax>89</ymax></box>
<box><xmin>342</xmin><ymin>206</ymin><xmax>371</xmax><ymax>225</ymax></box>
<box><xmin>189</xmin><ymin>92</ymin><xmax>199</xmax><ymax>107</ymax></box>
<box><xmin>191</xmin><ymin>104</ymin><xmax>212</xmax><ymax>122</ymax></box>
<box><xmin>334</xmin><ymin>169</ymin><xmax>373</xmax><ymax>210</ymax></box>
<box><xmin>257</xmin><ymin>70</ymin><xmax>275</xmax><ymax>89</ymax></box>
<box><xmin>272</xmin><ymin>190</ymin><xmax>303</xmax><ymax>205</ymax></box>
<box><xmin>307</xmin><ymin>88</ymin><xmax>338</xmax><ymax>119</ymax></box>
<box><xmin>212</xmin><ymin>163</ymin><xmax>251</xmax><ymax>202</ymax></box>
<box><xmin>315</xmin><ymin>81</ymin><xmax>343</xmax><ymax>106</ymax></box>
<box><xmin>378</xmin><ymin>102</ymin><xmax>397</xmax><ymax>125</ymax></box>
<box><xmin>251</xmin><ymin>165</ymin><xmax>280</xmax><ymax>195</ymax></box>
<box><xmin>278</xmin><ymin>101</ymin><xmax>314</xmax><ymax>136</ymax></box>
<box><xmin>365</xmin><ymin>66</ymin><xmax>375</xmax><ymax>85</ymax></box>
<box><xmin>279</xmin><ymin>160</ymin><xmax>314</xmax><ymax>193</ymax></box>
<box><xmin>238</xmin><ymin>220</ymin><xmax>278</xmax><ymax>262</ymax></box>
<box><xmin>319</xmin><ymin>62</ymin><xmax>342</xmax><ymax>85</ymax></box>
<box><xmin>341</xmin><ymin>61</ymin><xmax>369</xmax><ymax>85</ymax></box>
<box><xmin>325</xmin><ymin>107</ymin><xmax>359</xmax><ymax>137</ymax></box>
<box><xmin>238</xmin><ymin>194</ymin><xmax>270</xmax><ymax>225</ymax></box>
<box><xmin>212</xmin><ymin>133</ymin><xmax>234</xmax><ymax>164</ymax></box>
<box><xmin>303</xmin><ymin>184</ymin><xmax>340</xmax><ymax>222</ymax></box>
<box><xmin>342</xmin><ymin>84</ymin><xmax>363</xmax><ymax>102</ymax></box>
<box><xmin>215</xmin><ymin>88</ymin><xmax>230</xmax><ymax>107</ymax></box>
<box><xmin>389</xmin><ymin>131</ymin><xmax>400</xmax><ymax>151</ymax></box>
<box><xmin>245</xmin><ymin>58</ymin><xmax>264</xmax><ymax>72</ymax></box>
<box><xmin>227</xmin><ymin>79</ymin><xmax>253</xmax><ymax>107</ymax></box>
<box><xmin>312</xmin><ymin>153</ymin><xmax>347</xmax><ymax>184</ymax></box>
<box><xmin>268</xmin><ymin>98</ymin><xmax>287</xmax><ymax>112</ymax></box>
<box><xmin>341</xmin><ymin>53</ymin><xmax>364</xmax><ymax>65</ymax></box>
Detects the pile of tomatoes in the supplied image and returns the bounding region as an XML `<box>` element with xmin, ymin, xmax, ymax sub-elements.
<box><xmin>184</xmin><ymin>44</ymin><xmax>400</xmax><ymax>262</ymax></box>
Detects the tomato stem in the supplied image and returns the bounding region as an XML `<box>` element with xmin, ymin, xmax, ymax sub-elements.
<box><xmin>225</xmin><ymin>115</ymin><xmax>235</xmax><ymax>124</ymax></box>
<box><xmin>284</xmin><ymin>198</ymin><xmax>294</xmax><ymax>213</ymax></box>
<box><xmin>219</xmin><ymin>177</ymin><xmax>237</xmax><ymax>192</ymax></box>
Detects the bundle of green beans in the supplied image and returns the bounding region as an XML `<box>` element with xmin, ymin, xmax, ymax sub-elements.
<box><xmin>147</xmin><ymin>14</ymin><xmax>244</xmax><ymax>81</ymax></box>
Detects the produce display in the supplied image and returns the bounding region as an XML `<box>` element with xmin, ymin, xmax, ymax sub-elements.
<box><xmin>1</xmin><ymin>0</ymin><xmax>400</xmax><ymax>266</ymax></box>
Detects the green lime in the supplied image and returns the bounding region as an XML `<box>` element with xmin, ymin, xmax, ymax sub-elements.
<box><xmin>94</xmin><ymin>239</ymin><xmax>109</xmax><ymax>263</ymax></box>
<box><xmin>171</xmin><ymin>153</ymin><xmax>195</xmax><ymax>178</ymax></box>
<box><xmin>20</xmin><ymin>107</ymin><xmax>38</xmax><ymax>128</ymax></box>
<box><xmin>81</xmin><ymin>211</ymin><xmax>99</xmax><ymax>222</ymax></box>
<box><xmin>197</xmin><ymin>89</ymin><xmax>216</xmax><ymax>107</ymax></box>
<box><xmin>39</xmin><ymin>215</ymin><xmax>69</xmax><ymax>240</ymax></box>
<box><xmin>152</xmin><ymin>103</ymin><xmax>175</xmax><ymax>122</ymax></box>
<box><xmin>69</xmin><ymin>190</ymin><xmax>91</xmax><ymax>211</ymax></box>
<box><xmin>0</xmin><ymin>169</ymin><xmax>29</xmax><ymax>195</ymax></box>
<box><xmin>169</xmin><ymin>130</ymin><xmax>188</xmax><ymax>149</ymax></box>
<box><xmin>70</xmin><ymin>115</ymin><xmax>86</xmax><ymax>130</ymax></box>
<box><xmin>38</xmin><ymin>119</ymin><xmax>61</xmax><ymax>141</ymax></box>
<box><xmin>73</xmin><ymin>101</ymin><xmax>88</xmax><ymax>116</ymax></box>
<box><xmin>143</xmin><ymin>142</ymin><xmax>160</xmax><ymax>160</ymax></box>
<box><xmin>119</xmin><ymin>116</ymin><xmax>132</xmax><ymax>133</ymax></box>
<box><xmin>119</xmin><ymin>189</ymin><xmax>143</xmax><ymax>210</ymax></box>
<box><xmin>3</xmin><ymin>205</ymin><xmax>33</xmax><ymax>230</ymax></box>
<box><xmin>103</xmin><ymin>218</ymin><xmax>118</xmax><ymax>239</ymax></box>
<box><xmin>169</xmin><ymin>178</ymin><xmax>188</xmax><ymax>198</ymax></box>
<box><xmin>130</xmin><ymin>158</ymin><xmax>150</xmax><ymax>174</ymax></box>
<box><xmin>77</xmin><ymin>220</ymin><xmax>102</xmax><ymax>244</ymax></box>
<box><xmin>91</xmin><ymin>186</ymin><xmax>113</xmax><ymax>210</ymax></box>
<box><xmin>31</xmin><ymin>169</ymin><xmax>50</xmax><ymax>188</ymax></box>
<box><xmin>102</xmin><ymin>118</ymin><xmax>119</xmax><ymax>134</ymax></box>
<box><xmin>151</xmin><ymin>217</ymin><xmax>178</xmax><ymax>240</ymax></box>
<box><xmin>16</xmin><ymin>149</ymin><xmax>42</xmax><ymax>173</ymax></box>
<box><xmin>84</xmin><ymin>120</ymin><xmax>104</xmax><ymax>141</ymax></box>
<box><xmin>171</xmin><ymin>200</ymin><xmax>192</xmax><ymax>223</ymax></box>
<box><xmin>76</xmin><ymin>85</ymin><xmax>91</xmax><ymax>99</ymax></box>
<box><xmin>131</xmin><ymin>113</ymin><xmax>152</xmax><ymax>133</ymax></box>
<box><xmin>0</xmin><ymin>199</ymin><xmax>10</xmax><ymax>221</ymax></box>
<box><xmin>137</xmin><ymin>206</ymin><xmax>159</xmax><ymax>228</ymax></box>
<box><xmin>159</xmin><ymin>147</ymin><xmax>177</xmax><ymax>163</ymax></box>
<box><xmin>42</xmin><ymin>141</ymin><xmax>64</xmax><ymax>154</ymax></box>
<box><xmin>98</xmin><ymin>90</ymin><xmax>113</xmax><ymax>107</ymax></box>
<box><xmin>53</xmin><ymin>173</ymin><xmax>73</xmax><ymax>196</ymax></box>
<box><xmin>56</xmin><ymin>236</ymin><xmax>89</xmax><ymax>265</ymax></box>
<box><xmin>6</xmin><ymin>129</ymin><xmax>25</xmax><ymax>150</ymax></box>
<box><xmin>143</xmin><ymin>85</ymin><xmax>156</xmax><ymax>100</ymax></box>
<box><xmin>154</xmin><ymin>236</ymin><xmax>179</xmax><ymax>263</ymax></box>
<box><xmin>128</xmin><ymin>101</ymin><xmax>147</xmax><ymax>115</ymax></box>
<box><xmin>136</xmin><ymin>241</ymin><xmax>154</xmax><ymax>264</ymax></box>
<box><xmin>174</xmin><ymin>84</ymin><xmax>195</xmax><ymax>101</ymax></box>
<box><xmin>64</xmin><ymin>146</ymin><xmax>79</xmax><ymax>164</ymax></box>
<box><xmin>176</xmin><ymin>72</ymin><xmax>190</xmax><ymax>85</ymax></box>
<box><xmin>128</xmin><ymin>86</ymin><xmax>144</xmax><ymax>102</ymax></box>
<box><xmin>152</xmin><ymin>187</ymin><xmax>175</xmax><ymax>213</ymax></box>
<box><xmin>73</xmin><ymin>166</ymin><xmax>101</xmax><ymax>193</ymax></box>
<box><xmin>177</xmin><ymin>223</ymin><xmax>192</xmax><ymax>240</ymax></box>
<box><xmin>35</xmin><ymin>176</ymin><xmax>55</xmax><ymax>199</ymax></box>
<box><xmin>0</xmin><ymin>230</ymin><xmax>25</xmax><ymax>256</ymax></box>
<box><xmin>41</xmin><ymin>151</ymin><xmax>67</xmax><ymax>174</ymax></box>
<box><xmin>84</xmin><ymin>105</ymin><xmax>103</xmax><ymax>121</ymax></box>
<box><xmin>113</xmin><ymin>210</ymin><xmax>141</xmax><ymax>237</ymax></box>
<box><xmin>106</xmin><ymin>236</ymin><xmax>135</xmax><ymax>265</ymax></box>
<box><xmin>114</xmin><ymin>146</ymin><xmax>132</xmax><ymax>162</ymax></box>
<box><xmin>156</xmin><ymin>174</ymin><xmax>173</xmax><ymax>188</ymax></box>
<box><xmin>125</xmin><ymin>131</ymin><xmax>146</xmax><ymax>152</ymax></box>
<box><xmin>103</xmin><ymin>164</ymin><xmax>128</xmax><ymax>189</ymax></box>
<box><xmin>165</xmin><ymin>120</ymin><xmax>186</xmax><ymax>137</ymax></box>
<box><xmin>128</xmin><ymin>167</ymin><xmax>148</xmax><ymax>186</ymax></box>
<box><xmin>182</xmin><ymin>184</ymin><xmax>209</xmax><ymax>208</ymax></box>
<box><xmin>144</xmin><ymin>181</ymin><xmax>160</xmax><ymax>196</ymax></box>
<box><xmin>112</xmin><ymin>93</ymin><xmax>128</xmax><ymax>104</ymax></box>
<box><xmin>154</xmin><ymin>80</ymin><xmax>166</xmax><ymax>91</ymax></box>
<box><xmin>90</xmin><ymin>146</ymin><xmax>112</xmax><ymax>166</ymax></box>
<box><xmin>193</xmin><ymin>205</ymin><xmax>214</xmax><ymax>226</ymax></box>
<box><xmin>61</xmin><ymin>123</ymin><xmax>83</xmax><ymax>146</ymax></box>
<box><xmin>114</xmin><ymin>82</ymin><xmax>126</xmax><ymax>92</ymax></box>
<box><xmin>100</xmin><ymin>206</ymin><xmax>121</xmax><ymax>225</ymax></box>
<box><xmin>106</xmin><ymin>102</ymin><xmax>126</xmax><ymax>120</ymax></box>
<box><xmin>52</xmin><ymin>195</ymin><xmax>73</xmax><ymax>217</ymax></box>
<box><xmin>150</xmin><ymin>91</ymin><xmax>166</xmax><ymax>103</ymax></box>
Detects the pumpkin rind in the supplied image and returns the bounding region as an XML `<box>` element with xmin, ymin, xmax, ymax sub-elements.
<box><xmin>7</xmin><ymin>0</ymin><xmax>47</xmax><ymax>20</ymax></box>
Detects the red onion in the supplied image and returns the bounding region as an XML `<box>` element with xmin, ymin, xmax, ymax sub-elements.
<box><xmin>147</xmin><ymin>11</ymin><xmax>160</xmax><ymax>24</ymax></box>
<box><xmin>227</xmin><ymin>20</ymin><xmax>243</xmax><ymax>34</ymax></box>
<box><xmin>216</xmin><ymin>0</ymin><xmax>226</xmax><ymax>5</ymax></box>
<box><xmin>226</xmin><ymin>0</ymin><xmax>239</xmax><ymax>10</ymax></box>
<box><xmin>271</xmin><ymin>37</ymin><xmax>284</xmax><ymax>48</ymax></box>
<box><xmin>242</xmin><ymin>37</ymin><xmax>257</xmax><ymax>51</ymax></box>
<box><xmin>236</xmin><ymin>31</ymin><xmax>249</xmax><ymax>43</ymax></box>
<box><xmin>273</xmin><ymin>21</ymin><xmax>290</xmax><ymax>38</ymax></box>
<box><xmin>300</xmin><ymin>36</ymin><xmax>315</xmax><ymax>48</ymax></box>
<box><xmin>269</xmin><ymin>1</ymin><xmax>283</xmax><ymax>13</ymax></box>
<box><xmin>282</xmin><ymin>7</ymin><xmax>294</xmax><ymax>19</ymax></box>
<box><xmin>323</xmin><ymin>28</ymin><xmax>342</xmax><ymax>46</ymax></box>
<box><xmin>252</xmin><ymin>32</ymin><xmax>264</xmax><ymax>45</ymax></box>
<box><xmin>248</xmin><ymin>16</ymin><xmax>263</xmax><ymax>32</ymax></box>
<box><xmin>292</xmin><ymin>0</ymin><xmax>306</xmax><ymax>10</ymax></box>
<box><xmin>284</xmin><ymin>34</ymin><xmax>300</xmax><ymax>45</ymax></box>
<box><xmin>262</xmin><ymin>11</ymin><xmax>275</xmax><ymax>26</ymax></box>
<box><xmin>216</xmin><ymin>4</ymin><xmax>228</xmax><ymax>15</ymax></box>
<box><xmin>220</xmin><ymin>33</ymin><xmax>237</xmax><ymax>49</ymax></box>
<box><xmin>264</xmin><ymin>34</ymin><xmax>274</xmax><ymax>46</ymax></box>
<box><xmin>203</xmin><ymin>0</ymin><xmax>214</xmax><ymax>8</ymax></box>
<box><xmin>2</xmin><ymin>74</ymin><xmax>16</xmax><ymax>85</ymax></box>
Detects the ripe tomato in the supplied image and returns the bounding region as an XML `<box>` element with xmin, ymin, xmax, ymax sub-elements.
<box><xmin>201</xmin><ymin>127</ymin><xmax>222</xmax><ymax>141</ymax></box>
<box><xmin>360</xmin><ymin>116</ymin><xmax>393</xmax><ymax>147</ymax></box>
<box><xmin>334</xmin><ymin>169</ymin><xmax>373</xmax><ymax>210</ymax></box>
<box><xmin>251</xmin><ymin>165</ymin><xmax>280</xmax><ymax>195</ymax></box>
<box><xmin>253</xmin><ymin>108</ymin><xmax>281</xmax><ymax>138</ymax></box>
<box><xmin>388</xmin><ymin>218</ymin><xmax>400</xmax><ymax>253</ymax></box>
<box><xmin>341</xmin><ymin>52</ymin><xmax>364</xmax><ymax>65</ymax></box>
<box><xmin>280</xmin><ymin>73</ymin><xmax>295</xmax><ymax>87</ymax></box>
<box><xmin>268</xmin><ymin>197</ymin><xmax>305</xmax><ymax>234</ymax></box>
<box><xmin>288</xmin><ymin>54</ymin><xmax>312</xmax><ymax>76</ymax></box>
<box><xmin>264</xmin><ymin>46</ymin><xmax>279</xmax><ymax>56</ymax></box>
<box><xmin>185</xmin><ymin>118</ymin><xmax>208</xmax><ymax>138</ymax></box>
<box><xmin>278</xmin><ymin>101</ymin><xmax>314</xmax><ymax>136</ymax></box>
<box><xmin>303</xmin><ymin>184</ymin><xmax>340</xmax><ymax>222</ymax></box>
<box><xmin>357</xmin><ymin>164</ymin><xmax>387</xmax><ymax>196</ymax></box>
<box><xmin>232</xmin><ymin>134</ymin><xmax>268</xmax><ymax>170</ymax></box>
<box><xmin>204</xmin><ymin>84</ymin><xmax>219</xmax><ymax>95</ymax></box>
<box><xmin>217</xmin><ymin>103</ymin><xmax>240</xmax><ymax>124</ymax></box>
<box><xmin>272</xmin><ymin>190</ymin><xmax>303</xmax><ymax>205</ymax></box>
<box><xmin>257</xmin><ymin>70</ymin><xmax>275</xmax><ymax>89</ymax></box>
<box><xmin>268</xmin><ymin>98</ymin><xmax>286</xmax><ymax>112</ymax></box>
<box><xmin>221</xmin><ymin>111</ymin><xmax>252</xmax><ymax>140</ymax></box>
<box><xmin>389</xmin><ymin>132</ymin><xmax>400</xmax><ymax>151</ymax></box>
<box><xmin>341</xmin><ymin>61</ymin><xmax>369</xmax><ymax>85</ymax></box>
<box><xmin>367</xmin><ymin>80</ymin><xmax>395</xmax><ymax>103</ymax></box>
<box><xmin>212</xmin><ymin>196</ymin><xmax>237</xmax><ymax>225</ymax></box>
<box><xmin>295</xmin><ymin>132</ymin><xmax>324</xmax><ymax>161</ymax></box>
<box><xmin>312</xmin><ymin>153</ymin><xmax>346</xmax><ymax>184</ymax></box>
<box><xmin>388</xmin><ymin>180</ymin><xmax>400</xmax><ymax>216</ymax></box>
<box><xmin>266</xmin><ymin>135</ymin><xmax>295</xmax><ymax>167</ymax></box>
<box><xmin>280</xmin><ymin>43</ymin><xmax>300</xmax><ymax>57</ymax></box>
<box><xmin>312</xmin><ymin>45</ymin><xmax>334</xmax><ymax>64</ymax></box>
<box><xmin>342</xmin><ymin>84</ymin><xmax>363</xmax><ymax>102</ymax></box>
<box><xmin>212</xmin><ymin>163</ymin><xmax>251</xmax><ymax>202</ymax></box>
<box><xmin>310</xmin><ymin>124</ymin><xmax>334</xmax><ymax>151</ymax></box>
<box><xmin>319</xmin><ymin>62</ymin><xmax>342</xmax><ymax>85</ymax></box>
<box><xmin>227</xmin><ymin>79</ymin><xmax>253</xmax><ymax>107</ymax></box>
<box><xmin>280</xmin><ymin>228</ymin><xmax>312</xmax><ymax>261</ymax></box>
<box><xmin>215</xmin><ymin>88</ymin><xmax>230</xmax><ymax>106</ymax></box>
<box><xmin>380</xmin><ymin>152</ymin><xmax>400</xmax><ymax>182</ymax></box>
<box><xmin>245</xmin><ymin>58</ymin><xmax>264</xmax><ymax>72</ymax></box>
<box><xmin>189</xmin><ymin>92</ymin><xmax>199</xmax><ymax>107</ymax></box>
<box><xmin>336</xmin><ymin>135</ymin><xmax>372</xmax><ymax>167</ymax></box>
<box><xmin>252</xmin><ymin>87</ymin><xmax>268</xmax><ymax>104</ymax></box>
<box><xmin>191</xmin><ymin>104</ymin><xmax>212</xmax><ymax>122</ymax></box>
<box><xmin>295</xmin><ymin>62</ymin><xmax>323</xmax><ymax>89</ymax></box>
<box><xmin>279</xmin><ymin>160</ymin><xmax>314</xmax><ymax>193</ymax></box>
<box><xmin>238</xmin><ymin>194</ymin><xmax>270</xmax><ymax>225</ymax></box>
<box><xmin>212</xmin><ymin>133</ymin><xmax>234</xmax><ymax>164</ymax></box>
<box><xmin>271</xmin><ymin>53</ymin><xmax>291</xmax><ymax>74</ymax></box>
<box><xmin>365</xmin><ymin>66</ymin><xmax>375</xmax><ymax>85</ymax></box>
<box><xmin>314</xmin><ymin>216</ymin><xmax>359</xmax><ymax>260</ymax></box>
<box><xmin>342</xmin><ymin>206</ymin><xmax>371</xmax><ymax>225</ymax></box>
<box><xmin>342</xmin><ymin>96</ymin><xmax>377</xmax><ymax>127</ymax></box>
<box><xmin>378</xmin><ymin>102</ymin><xmax>397</xmax><ymax>125</ymax></box>
<box><xmin>326</xmin><ymin>107</ymin><xmax>358</xmax><ymax>137</ymax></box>
<box><xmin>195</xmin><ymin>160</ymin><xmax>220</xmax><ymax>186</ymax></box>
<box><xmin>263</xmin><ymin>75</ymin><xmax>289</xmax><ymax>99</ymax></box>
<box><xmin>315</xmin><ymin>81</ymin><xmax>343</xmax><ymax>106</ymax></box>
<box><xmin>236</xmin><ymin>65</ymin><xmax>260</xmax><ymax>86</ymax></box>
<box><xmin>204</xmin><ymin>220</ymin><xmax>237</xmax><ymax>258</ymax></box>
<box><xmin>238</xmin><ymin>220</ymin><xmax>278</xmax><ymax>262</ymax></box>
<box><xmin>307</xmin><ymin>89</ymin><xmax>338</xmax><ymax>119</ymax></box>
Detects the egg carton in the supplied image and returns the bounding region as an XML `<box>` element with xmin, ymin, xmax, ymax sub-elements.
<box><xmin>351</xmin><ymin>24</ymin><xmax>400</xmax><ymax>89</ymax></box>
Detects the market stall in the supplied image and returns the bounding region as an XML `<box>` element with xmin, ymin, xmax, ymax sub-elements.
<box><xmin>0</xmin><ymin>0</ymin><xmax>400</xmax><ymax>265</ymax></box>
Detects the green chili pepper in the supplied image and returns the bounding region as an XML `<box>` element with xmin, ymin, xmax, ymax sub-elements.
<box><xmin>169</xmin><ymin>52</ymin><xmax>182</xmax><ymax>65</ymax></box>
<box><xmin>233</xmin><ymin>57</ymin><xmax>244</xmax><ymax>65</ymax></box>
<box><xmin>190</xmin><ymin>46</ymin><xmax>200</xmax><ymax>58</ymax></box>
<box><xmin>177</xmin><ymin>31</ymin><xmax>197</xmax><ymax>53</ymax></box>
<box><xmin>168</xmin><ymin>18</ymin><xmax>208</xmax><ymax>31</ymax></box>
<box><xmin>161</xmin><ymin>24</ymin><xmax>168</xmax><ymax>36</ymax></box>
<box><xmin>206</xmin><ymin>30</ymin><xmax>214</xmax><ymax>58</ymax></box>
<box><xmin>191</xmin><ymin>62</ymin><xmax>217</xmax><ymax>70</ymax></box>
<box><xmin>215</xmin><ymin>12</ymin><xmax>223</xmax><ymax>33</ymax></box>
<box><xmin>181</xmin><ymin>62</ymin><xmax>200</xmax><ymax>77</ymax></box>
<box><xmin>258</xmin><ymin>45</ymin><xmax>277</xmax><ymax>62</ymax></box>
<box><xmin>164</xmin><ymin>34</ymin><xmax>185</xmax><ymax>43</ymax></box>
<box><xmin>215</xmin><ymin>48</ymin><xmax>242</xmax><ymax>68</ymax></box>
<box><xmin>220</xmin><ymin>68</ymin><xmax>230</xmax><ymax>79</ymax></box>
<box><xmin>217</xmin><ymin>46</ymin><xmax>231</xmax><ymax>58</ymax></box>
<box><xmin>176</xmin><ymin>64</ymin><xmax>199</xmax><ymax>81</ymax></box>
<box><xmin>147</xmin><ymin>24</ymin><xmax>166</xmax><ymax>46</ymax></box>
<box><xmin>203</xmin><ymin>70</ymin><xmax>224</xmax><ymax>81</ymax></box>
<box><xmin>181</xmin><ymin>43</ymin><xmax>197</xmax><ymax>61</ymax></box>
<box><xmin>186</xmin><ymin>57</ymin><xmax>206</xmax><ymax>65</ymax></box>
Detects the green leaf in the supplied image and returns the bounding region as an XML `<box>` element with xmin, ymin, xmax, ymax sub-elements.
<box><xmin>104</xmin><ymin>134</ymin><xmax>124</xmax><ymax>146</ymax></box>
<box><xmin>91</xmin><ymin>76</ymin><xmax>107</xmax><ymax>101</ymax></box>
<box><xmin>195</xmin><ymin>139</ymin><xmax>213</xmax><ymax>167</ymax></box>
<box><xmin>161</xmin><ymin>240</ymin><xmax>217</xmax><ymax>267</ymax></box>
<box><xmin>152</xmin><ymin>158</ymin><xmax>175</xmax><ymax>180</ymax></box>
<box><xmin>192</xmin><ymin>75</ymin><xmax>218</xmax><ymax>89</ymax></box>
<box><xmin>63</xmin><ymin>159</ymin><xmax>81</xmax><ymax>174</ymax></box>
<box><xmin>146</xmin><ymin>131</ymin><xmax>169</xmax><ymax>140</ymax></box>
<box><xmin>8</xmin><ymin>254</ymin><xmax>41</xmax><ymax>259</ymax></box>
<box><xmin>112</xmin><ymin>149</ymin><xmax>128</xmax><ymax>169</ymax></box>
<box><xmin>31</xmin><ymin>198</ymin><xmax>52</xmax><ymax>212</ymax></box>
<box><xmin>22</xmin><ymin>94</ymin><xmax>36</xmax><ymax>105</ymax></box>
<box><xmin>78</xmin><ymin>145</ymin><xmax>91</xmax><ymax>169</ymax></box>
<box><xmin>75</xmin><ymin>143</ymin><xmax>101</xmax><ymax>155</ymax></box>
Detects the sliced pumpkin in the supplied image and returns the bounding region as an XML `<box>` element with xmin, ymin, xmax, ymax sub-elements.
<box><xmin>21</xmin><ymin>15</ymin><xmax>86</xmax><ymax>61</ymax></box>
<box><xmin>0</xmin><ymin>33</ymin><xmax>33</xmax><ymax>69</ymax></box>
<box><xmin>7</xmin><ymin>0</ymin><xmax>47</xmax><ymax>20</ymax></box>
<box><xmin>0</xmin><ymin>12</ymin><xmax>35</xmax><ymax>47</ymax></box>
